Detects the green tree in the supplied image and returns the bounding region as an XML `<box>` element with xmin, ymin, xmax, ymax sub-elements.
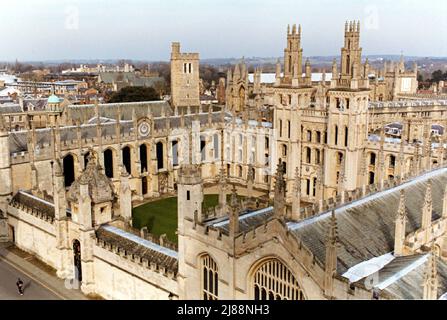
<box><xmin>107</xmin><ymin>86</ymin><xmax>160</xmax><ymax>103</ymax></box>
<box><xmin>431</xmin><ymin>70</ymin><xmax>444</xmax><ymax>83</ymax></box>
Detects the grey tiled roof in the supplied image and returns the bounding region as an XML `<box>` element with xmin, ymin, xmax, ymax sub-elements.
<box><xmin>96</xmin><ymin>227</ymin><xmax>178</xmax><ymax>274</ymax></box>
<box><xmin>0</xmin><ymin>104</ymin><xmax>22</xmax><ymax>114</ymax></box>
<box><xmin>7</xmin><ymin>111</ymin><xmax>223</xmax><ymax>154</ymax></box>
<box><xmin>10</xmin><ymin>191</ymin><xmax>55</xmax><ymax>218</ymax></box>
<box><xmin>290</xmin><ymin>169</ymin><xmax>447</xmax><ymax>274</ymax></box>
<box><xmin>378</xmin><ymin>255</ymin><xmax>447</xmax><ymax>299</ymax></box>
<box><xmin>66</xmin><ymin>101</ymin><xmax>172</xmax><ymax>123</ymax></box>
<box><xmin>23</xmin><ymin>98</ymin><xmax>48</xmax><ymax>111</ymax></box>
<box><xmin>210</xmin><ymin>207</ymin><xmax>275</xmax><ymax>234</ymax></box>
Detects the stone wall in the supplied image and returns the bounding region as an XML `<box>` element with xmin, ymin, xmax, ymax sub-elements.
<box><xmin>93</xmin><ymin>243</ymin><xmax>178</xmax><ymax>299</ymax></box>
<box><xmin>7</xmin><ymin>206</ymin><xmax>58</xmax><ymax>268</ymax></box>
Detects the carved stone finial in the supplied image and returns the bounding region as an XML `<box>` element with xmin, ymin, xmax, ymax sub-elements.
<box><xmin>328</xmin><ymin>210</ymin><xmax>338</xmax><ymax>245</ymax></box>
<box><xmin>423</xmin><ymin>251</ymin><xmax>438</xmax><ymax>300</ymax></box>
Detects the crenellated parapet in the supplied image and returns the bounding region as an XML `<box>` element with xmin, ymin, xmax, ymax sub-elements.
<box><xmin>369</xmin><ymin>99</ymin><xmax>447</xmax><ymax>109</ymax></box>
<box><xmin>9</xmin><ymin>191</ymin><xmax>55</xmax><ymax>224</ymax></box>
<box><xmin>95</xmin><ymin>231</ymin><xmax>178</xmax><ymax>279</ymax></box>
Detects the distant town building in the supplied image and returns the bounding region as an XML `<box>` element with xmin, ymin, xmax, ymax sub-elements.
<box><xmin>8</xmin><ymin>80</ymin><xmax>88</xmax><ymax>95</ymax></box>
<box><xmin>98</xmin><ymin>71</ymin><xmax>165</xmax><ymax>92</ymax></box>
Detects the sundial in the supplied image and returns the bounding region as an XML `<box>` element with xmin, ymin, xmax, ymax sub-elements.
<box><xmin>138</xmin><ymin>120</ymin><xmax>151</xmax><ymax>138</ymax></box>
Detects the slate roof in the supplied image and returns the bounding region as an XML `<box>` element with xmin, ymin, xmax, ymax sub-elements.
<box><xmin>210</xmin><ymin>206</ymin><xmax>275</xmax><ymax>234</ymax></box>
<box><xmin>96</xmin><ymin>226</ymin><xmax>178</xmax><ymax>274</ymax></box>
<box><xmin>374</xmin><ymin>255</ymin><xmax>447</xmax><ymax>299</ymax></box>
<box><xmin>65</xmin><ymin>100</ymin><xmax>172</xmax><ymax>123</ymax></box>
<box><xmin>289</xmin><ymin>168</ymin><xmax>447</xmax><ymax>274</ymax></box>
<box><xmin>8</xmin><ymin>111</ymin><xmax>224</xmax><ymax>154</ymax></box>
<box><xmin>10</xmin><ymin>190</ymin><xmax>55</xmax><ymax>218</ymax></box>
<box><xmin>24</xmin><ymin>98</ymin><xmax>48</xmax><ymax>111</ymax></box>
<box><xmin>0</xmin><ymin>103</ymin><xmax>22</xmax><ymax>114</ymax></box>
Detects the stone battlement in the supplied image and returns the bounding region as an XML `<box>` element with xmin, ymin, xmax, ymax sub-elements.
<box><xmin>95</xmin><ymin>232</ymin><xmax>178</xmax><ymax>278</ymax></box>
<box><xmin>369</xmin><ymin>100</ymin><xmax>447</xmax><ymax>109</ymax></box>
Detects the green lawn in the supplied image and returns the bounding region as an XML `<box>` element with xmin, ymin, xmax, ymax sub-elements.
<box><xmin>132</xmin><ymin>194</ymin><xmax>221</xmax><ymax>243</ymax></box>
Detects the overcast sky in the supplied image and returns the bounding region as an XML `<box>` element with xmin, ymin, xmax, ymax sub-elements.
<box><xmin>1</xmin><ymin>0</ymin><xmax>446</xmax><ymax>61</ymax></box>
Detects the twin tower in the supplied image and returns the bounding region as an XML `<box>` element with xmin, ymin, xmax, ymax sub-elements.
<box><xmin>169</xmin><ymin>20</ymin><xmax>363</xmax><ymax>109</ymax></box>
<box><xmin>282</xmin><ymin>20</ymin><xmax>362</xmax><ymax>84</ymax></box>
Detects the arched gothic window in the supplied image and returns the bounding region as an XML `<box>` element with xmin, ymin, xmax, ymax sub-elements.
<box><xmin>156</xmin><ymin>142</ymin><xmax>164</xmax><ymax>169</ymax></box>
<box><xmin>122</xmin><ymin>146</ymin><xmax>131</xmax><ymax>175</ymax></box>
<box><xmin>253</xmin><ymin>259</ymin><xmax>305</xmax><ymax>300</ymax></box>
<box><xmin>305</xmin><ymin>147</ymin><xmax>311</xmax><ymax>163</ymax></box>
<box><xmin>334</xmin><ymin>125</ymin><xmax>339</xmax><ymax>145</ymax></box>
<box><xmin>201</xmin><ymin>255</ymin><xmax>218</xmax><ymax>300</ymax></box>
<box><xmin>63</xmin><ymin>154</ymin><xmax>75</xmax><ymax>187</ymax></box>
<box><xmin>104</xmin><ymin>149</ymin><xmax>114</xmax><ymax>178</ymax></box>
<box><xmin>237</xmin><ymin>165</ymin><xmax>243</xmax><ymax>178</ymax></box>
<box><xmin>282</xmin><ymin>144</ymin><xmax>288</xmax><ymax>157</ymax></box>
<box><xmin>389</xmin><ymin>155</ymin><xmax>396</xmax><ymax>168</ymax></box>
<box><xmin>344</xmin><ymin>126</ymin><xmax>349</xmax><ymax>147</ymax></box>
<box><xmin>315</xmin><ymin>149</ymin><xmax>321</xmax><ymax>164</ymax></box>
<box><xmin>140</xmin><ymin>144</ymin><xmax>148</xmax><ymax>172</ymax></box>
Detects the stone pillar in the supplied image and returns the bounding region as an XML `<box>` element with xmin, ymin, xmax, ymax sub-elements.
<box><xmin>324</xmin><ymin>211</ymin><xmax>338</xmax><ymax>298</ymax></box>
<box><xmin>229</xmin><ymin>186</ymin><xmax>240</xmax><ymax>238</ymax></box>
<box><xmin>0</xmin><ymin>121</ymin><xmax>11</xmax><ymax>242</ymax></box>
<box><xmin>291</xmin><ymin>167</ymin><xmax>301</xmax><ymax>221</ymax></box>
<box><xmin>150</xmin><ymin>142</ymin><xmax>159</xmax><ymax>197</ymax></box>
<box><xmin>77</xmin><ymin>180</ymin><xmax>96</xmax><ymax>295</ymax></box>
<box><xmin>51</xmin><ymin>160</ymin><xmax>71</xmax><ymax>278</ymax></box>
<box><xmin>422</xmin><ymin>253</ymin><xmax>438</xmax><ymax>300</ymax></box>
<box><xmin>394</xmin><ymin>190</ymin><xmax>407</xmax><ymax>256</ymax></box>
<box><xmin>119</xmin><ymin>167</ymin><xmax>132</xmax><ymax>223</ymax></box>
<box><xmin>421</xmin><ymin>180</ymin><xmax>433</xmax><ymax>245</ymax></box>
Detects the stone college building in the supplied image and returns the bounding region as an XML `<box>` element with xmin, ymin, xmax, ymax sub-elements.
<box><xmin>0</xmin><ymin>21</ymin><xmax>447</xmax><ymax>300</ymax></box>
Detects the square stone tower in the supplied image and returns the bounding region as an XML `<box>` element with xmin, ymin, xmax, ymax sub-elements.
<box><xmin>170</xmin><ymin>42</ymin><xmax>200</xmax><ymax>109</ymax></box>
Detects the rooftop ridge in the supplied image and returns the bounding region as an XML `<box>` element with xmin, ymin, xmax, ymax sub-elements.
<box><xmin>102</xmin><ymin>225</ymin><xmax>178</xmax><ymax>259</ymax></box>
<box><xmin>375</xmin><ymin>254</ymin><xmax>429</xmax><ymax>290</ymax></box>
<box><xmin>287</xmin><ymin>166</ymin><xmax>447</xmax><ymax>231</ymax></box>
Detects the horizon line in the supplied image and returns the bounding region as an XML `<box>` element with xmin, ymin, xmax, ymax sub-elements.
<box><xmin>1</xmin><ymin>54</ymin><xmax>446</xmax><ymax>64</ymax></box>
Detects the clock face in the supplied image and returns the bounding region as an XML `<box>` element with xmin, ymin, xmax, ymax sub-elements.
<box><xmin>138</xmin><ymin>121</ymin><xmax>150</xmax><ymax>137</ymax></box>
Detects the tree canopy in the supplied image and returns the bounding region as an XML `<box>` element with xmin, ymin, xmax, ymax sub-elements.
<box><xmin>107</xmin><ymin>86</ymin><xmax>160</xmax><ymax>103</ymax></box>
<box><xmin>429</xmin><ymin>70</ymin><xmax>447</xmax><ymax>83</ymax></box>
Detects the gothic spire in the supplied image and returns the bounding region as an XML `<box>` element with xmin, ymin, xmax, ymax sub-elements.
<box><xmin>230</xmin><ymin>184</ymin><xmax>238</xmax><ymax>208</ymax></box>
<box><xmin>324</xmin><ymin>210</ymin><xmax>338</xmax><ymax>297</ymax></box>
<box><xmin>274</xmin><ymin>160</ymin><xmax>286</xmax><ymax>196</ymax></box>
<box><xmin>397</xmin><ymin>189</ymin><xmax>406</xmax><ymax>220</ymax></box>
<box><xmin>443</xmin><ymin>184</ymin><xmax>447</xmax><ymax>218</ymax></box>
<box><xmin>423</xmin><ymin>251</ymin><xmax>438</xmax><ymax>300</ymax></box>
<box><xmin>394</xmin><ymin>189</ymin><xmax>407</xmax><ymax>256</ymax></box>
<box><xmin>229</xmin><ymin>184</ymin><xmax>240</xmax><ymax>236</ymax></box>
<box><xmin>327</xmin><ymin>210</ymin><xmax>338</xmax><ymax>245</ymax></box>
<box><xmin>291</xmin><ymin>166</ymin><xmax>301</xmax><ymax>221</ymax></box>
<box><xmin>274</xmin><ymin>160</ymin><xmax>286</xmax><ymax>217</ymax></box>
<box><xmin>421</xmin><ymin>179</ymin><xmax>433</xmax><ymax>231</ymax></box>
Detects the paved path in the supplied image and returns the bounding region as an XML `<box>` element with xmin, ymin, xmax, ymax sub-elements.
<box><xmin>0</xmin><ymin>243</ymin><xmax>88</xmax><ymax>300</ymax></box>
<box><xmin>0</xmin><ymin>258</ymin><xmax>59</xmax><ymax>300</ymax></box>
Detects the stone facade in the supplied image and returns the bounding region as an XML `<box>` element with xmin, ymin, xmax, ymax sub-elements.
<box><xmin>0</xmin><ymin>21</ymin><xmax>447</xmax><ymax>300</ymax></box>
<box><xmin>170</xmin><ymin>42</ymin><xmax>200</xmax><ymax>111</ymax></box>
